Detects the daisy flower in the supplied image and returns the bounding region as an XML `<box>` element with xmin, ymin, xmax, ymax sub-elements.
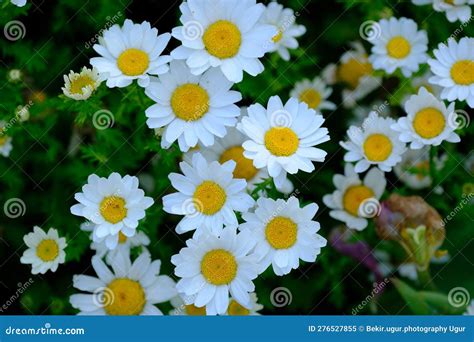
<box><xmin>433</xmin><ymin>0</ymin><xmax>474</xmax><ymax>23</ymax></box>
<box><xmin>70</xmin><ymin>251</ymin><xmax>176</xmax><ymax>315</ymax></box>
<box><xmin>428</xmin><ymin>37</ymin><xmax>474</xmax><ymax>108</ymax></box>
<box><xmin>90</xmin><ymin>19</ymin><xmax>171</xmax><ymax>88</ymax></box>
<box><xmin>11</xmin><ymin>0</ymin><xmax>27</xmax><ymax>6</ymax></box>
<box><xmin>0</xmin><ymin>122</ymin><xmax>13</xmax><ymax>157</ymax></box>
<box><xmin>340</xmin><ymin>112</ymin><xmax>406</xmax><ymax>173</ymax></box>
<box><xmin>144</xmin><ymin>60</ymin><xmax>241</xmax><ymax>152</ymax></box>
<box><xmin>290</xmin><ymin>77</ymin><xmax>336</xmax><ymax>112</ymax></box>
<box><xmin>226</xmin><ymin>293</ymin><xmax>263</xmax><ymax>315</ymax></box>
<box><xmin>70</xmin><ymin>173</ymin><xmax>154</xmax><ymax>250</ymax></box>
<box><xmin>171</xmin><ymin>0</ymin><xmax>275</xmax><ymax>82</ymax></box>
<box><xmin>368</xmin><ymin>17</ymin><xmax>428</xmax><ymax>77</ymax></box>
<box><xmin>162</xmin><ymin>153</ymin><xmax>254</xmax><ymax>235</ymax></box>
<box><xmin>240</xmin><ymin>196</ymin><xmax>326</xmax><ymax>276</ymax></box>
<box><xmin>171</xmin><ymin>226</ymin><xmax>259</xmax><ymax>315</ymax></box>
<box><xmin>62</xmin><ymin>67</ymin><xmax>102</xmax><ymax>101</ymax></box>
<box><xmin>260</xmin><ymin>1</ymin><xmax>306</xmax><ymax>61</ymax></box>
<box><xmin>391</xmin><ymin>87</ymin><xmax>460</xmax><ymax>149</ymax></box>
<box><xmin>323</xmin><ymin>164</ymin><xmax>386</xmax><ymax>231</ymax></box>
<box><xmin>238</xmin><ymin>95</ymin><xmax>330</xmax><ymax>189</ymax></box>
<box><xmin>20</xmin><ymin>226</ymin><xmax>67</xmax><ymax>274</ymax></box>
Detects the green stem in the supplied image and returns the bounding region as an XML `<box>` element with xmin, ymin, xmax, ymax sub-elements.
<box><xmin>417</xmin><ymin>267</ymin><xmax>436</xmax><ymax>291</ymax></box>
<box><xmin>429</xmin><ymin>146</ymin><xmax>438</xmax><ymax>185</ymax></box>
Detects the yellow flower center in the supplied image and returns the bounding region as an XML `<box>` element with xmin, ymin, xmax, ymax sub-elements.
<box><xmin>201</xmin><ymin>249</ymin><xmax>237</xmax><ymax>285</ymax></box>
<box><xmin>203</xmin><ymin>20</ymin><xmax>241</xmax><ymax>59</ymax></box>
<box><xmin>265</xmin><ymin>216</ymin><xmax>298</xmax><ymax>249</ymax></box>
<box><xmin>299</xmin><ymin>88</ymin><xmax>321</xmax><ymax>109</ymax></box>
<box><xmin>386</xmin><ymin>36</ymin><xmax>411</xmax><ymax>59</ymax></box>
<box><xmin>227</xmin><ymin>300</ymin><xmax>250</xmax><ymax>315</ymax></box>
<box><xmin>100</xmin><ymin>196</ymin><xmax>128</xmax><ymax>224</ymax></box>
<box><xmin>264</xmin><ymin>127</ymin><xmax>299</xmax><ymax>157</ymax></box>
<box><xmin>118</xmin><ymin>231</ymin><xmax>127</xmax><ymax>244</ymax></box>
<box><xmin>69</xmin><ymin>75</ymin><xmax>96</xmax><ymax>95</ymax></box>
<box><xmin>0</xmin><ymin>135</ymin><xmax>8</xmax><ymax>146</ymax></box>
<box><xmin>117</xmin><ymin>48</ymin><xmax>149</xmax><ymax>76</ymax></box>
<box><xmin>450</xmin><ymin>60</ymin><xmax>474</xmax><ymax>85</ymax></box>
<box><xmin>272</xmin><ymin>30</ymin><xmax>283</xmax><ymax>43</ymax></box>
<box><xmin>444</xmin><ymin>0</ymin><xmax>454</xmax><ymax>4</ymax></box>
<box><xmin>337</xmin><ymin>57</ymin><xmax>373</xmax><ymax>89</ymax></box>
<box><xmin>170</xmin><ymin>84</ymin><xmax>210</xmax><ymax>121</ymax></box>
<box><xmin>219</xmin><ymin>146</ymin><xmax>259</xmax><ymax>181</ymax></box>
<box><xmin>342</xmin><ymin>185</ymin><xmax>375</xmax><ymax>216</ymax></box>
<box><xmin>185</xmin><ymin>304</ymin><xmax>206</xmax><ymax>315</ymax></box>
<box><xmin>363</xmin><ymin>134</ymin><xmax>393</xmax><ymax>162</ymax></box>
<box><xmin>36</xmin><ymin>239</ymin><xmax>59</xmax><ymax>262</ymax></box>
<box><xmin>104</xmin><ymin>278</ymin><xmax>146</xmax><ymax>315</ymax></box>
<box><xmin>412</xmin><ymin>107</ymin><xmax>446</xmax><ymax>139</ymax></box>
<box><xmin>193</xmin><ymin>181</ymin><xmax>227</xmax><ymax>215</ymax></box>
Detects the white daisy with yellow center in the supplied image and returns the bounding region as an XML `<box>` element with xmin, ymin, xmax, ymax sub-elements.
<box><xmin>171</xmin><ymin>0</ymin><xmax>276</xmax><ymax>82</ymax></box>
<box><xmin>144</xmin><ymin>60</ymin><xmax>242</xmax><ymax>152</ymax></box>
<box><xmin>392</xmin><ymin>87</ymin><xmax>461</xmax><ymax>149</ymax></box>
<box><xmin>238</xmin><ymin>96</ymin><xmax>330</xmax><ymax>189</ymax></box>
<box><xmin>368</xmin><ymin>17</ymin><xmax>428</xmax><ymax>77</ymax></box>
<box><xmin>62</xmin><ymin>67</ymin><xmax>102</xmax><ymax>101</ymax></box>
<box><xmin>240</xmin><ymin>197</ymin><xmax>326</xmax><ymax>276</ymax></box>
<box><xmin>290</xmin><ymin>77</ymin><xmax>336</xmax><ymax>112</ymax></box>
<box><xmin>428</xmin><ymin>37</ymin><xmax>474</xmax><ymax>108</ymax></box>
<box><xmin>171</xmin><ymin>226</ymin><xmax>259</xmax><ymax>315</ymax></box>
<box><xmin>0</xmin><ymin>122</ymin><xmax>13</xmax><ymax>158</ymax></box>
<box><xmin>260</xmin><ymin>1</ymin><xmax>306</xmax><ymax>61</ymax></box>
<box><xmin>162</xmin><ymin>153</ymin><xmax>254</xmax><ymax>235</ymax></box>
<box><xmin>70</xmin><ymin>251</ymin><xmax>176</xmax><ymax>315</ymax></box>
<box><xmin>323</xmin><ymin>164</ymin><xmax>386</xmax><ymax>231</ymax></box>
<box><xmin>71</xmin><ymin>173</ymin><xmax>154</xmax><ymax>250</ymax></box>
<box><xmin>20</xmin><ymin>226</ymin><xmax>67</xmax><ymax>275</ymax></box>
<box><xmin>340</xmin><ymin>112</ymin><xmax>406</xmax><ymax>173</ymax></box>
<box><xmin>90</xmin><ymin>19</ymin><xmax>171</xmax><ymax>88</ymax></box>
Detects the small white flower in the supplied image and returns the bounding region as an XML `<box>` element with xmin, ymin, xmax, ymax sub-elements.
<box><xmin>0</xmin><ymin>121</ymin><xmax>13</xmax><ymax>157</ymax></box>
<box><xmin>62</xmin><ymin>67</ymin><xmax>102</xmax><ymax>101</ymax></box>
<box><xmin>323</xmin><ymin>164</ymin><xmax>386</xmax><ymax>231</ymax></box>
<box><xmin>260</xmin><ymin>1</ymin><xmax>306</xmax><ymax>61</ymax></box>
<box><xmin>20</xmin><ymin>226</ymin><xmax>67</xmax><ymax>274</ymax></box>
<box><xmin>7</xmin><ymin>69</ymin><xmax>22</xmax><ymax>82</ymax></box>
<box><xmin>428</xmin><ymin>37</ymin><xmax>474</xmax><ymax>108</ymax></box>
<box><xmin>290</xmin><ymin>77</ymin><xmax>336</xmax><ymax>112</ymax></box>
<box><xmin>144</xmin><ymin>60</ymin><xmax>241</xmax><ymax>152</ymax></box>
<box><xmin>70</xmin><ymin>173</ymin><xmax>154</xmax><ymax>250</ymax></box>
<box><xmin>90</xmin><ymin>19</ymin><xmax>171</xmax><ymax>88</ymax></box>
<box><xmin>240</xmin><ymin>196</ymin><xmax>326</xmax><ymax>276</ymax></box>
<box><xmin>171</xmin><ymin>226</ymin><xmax>259</xmax><ymax>315</ymax></box>
<box><xmin>392</xmin><ymin>87</ymin><xmax>460</xmax><ymax>149</ymax></box>
<box><xmin>368</xmin><ymin>17</ymin><xmax>428</xmax><ymax>77</ymax></box>
<box><xmin>163</xmin><ymin>153</ymin><xmax>254</xmax><ymax>235</ymax></box>
<box><xmin>70</xmin><ymin>251</ymin><xmax>176</xmax><ymax>315</ymax></box>
<box><xmin>340</xmin><ymin>112</ymin><xmax>406</xmax><ymax>173</ymax></box>
<box><xmin>11</xmin><ymin>0</ymin><xmax>27</xmax><ymax>7</ymax></box>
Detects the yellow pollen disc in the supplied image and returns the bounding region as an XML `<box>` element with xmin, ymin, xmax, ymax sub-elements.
<box><xmin>386</xmin><ymin>36</ymin><xmax>411</xmax><ymax>59</ymax></box>
<box><xmin>193</xmin><ymin>181</ymin><xmax>227</xmax><ymax>215</ymax></box>
<box><xmin>363</xmin><ymin>134</ymin><xmax>393</xmax><ymax>162</ymax></box>
<box><xmin>36</xmin><ymin>239</ymin><xmax>59</xmax><ymax>262</ymax></box>
<box><xmin>342</xmin><ymin>185</ymin><xmax>375</xmax><ymax>216</ymax></box>
<box><xmin>450</xmin><ymin>60</ymin><xmax>474</xmax><ymax>85</ymax></box>
<box><xmin>264</xmin><ymin>127</ymin><xmax>299</xmax><ymax>157</ymax></box>
<box><xmin>203</xmin><ymin>20</ymin><xmax>242</xmax><ymax>59</ymax></box>
<box><xmin>0</xmin><ymin>135</ymin><xmax>8</xmax><ymax>146</ymax></box>
<box><xmin>117</xmin><ymin>48</ymin><xmax>149</xmax><ymax>76</ymax></box>
<box><xmin>272</xmin><ymin>30</ymin><xmax>283</xmax><ymax>43</ymax></box>
<box><xmin>265</xmin><ymin>216</ymin><xmax>298</xmax><ymax>250</ymax></box>
<box><xmin>100</xmin><ymin>196</ymin><xmax>128</xmax><ymax>224</ymax></box>
<box><xmin>69</xmin><ymin>75</ymin><xmax>95</xmax><ymax>95</ymax></box>
<box><xmin>337</xmin><ymin>57</ymin><xmax>373</xmax><ymax>89</ymax></box>
<box><xmin>227</xmin><ymin>300</ymin><xmax>250</xmax><ymax>315</ymax></box>
<box><xmin>201</xmin><ymin>249</ymin><xmax>237</xmax><ymax>285</ymax></box>
<box><xmin>118</xmin><ymin>231</ymin><xmax>127</xmax><ymax>244</ymax></box>
<box><xmin>444</xmin><ymin>0</ymin><xmax>454</xmax><ymax>4</ymax></box>
<box><xmin>219</xmin><ymin>146</ymin><xmax>259</xmax><ymax>181</ymax></box>
<box><xmin>171</xmin><ymin>84</ymin><xmax>210</xmax><ymax>121</ymax></box>
<box><xmin>413</xmin><ymin>107</ymin><xmax>446</xmax><ymax>139</ymax></box>
<box><xmin>185</xmin><ymin>304</ymin><xmax>206</xmax><ymax>315</ymax></box>
<box><xmin>299</xmin><ymin>88</ymin><xmax>322</xmax><ymax>109</ymax></box>
<box><xmin>104</xmin><ymin>278</ymin><xmax>146</xmax><ymax>315</ymax></box>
